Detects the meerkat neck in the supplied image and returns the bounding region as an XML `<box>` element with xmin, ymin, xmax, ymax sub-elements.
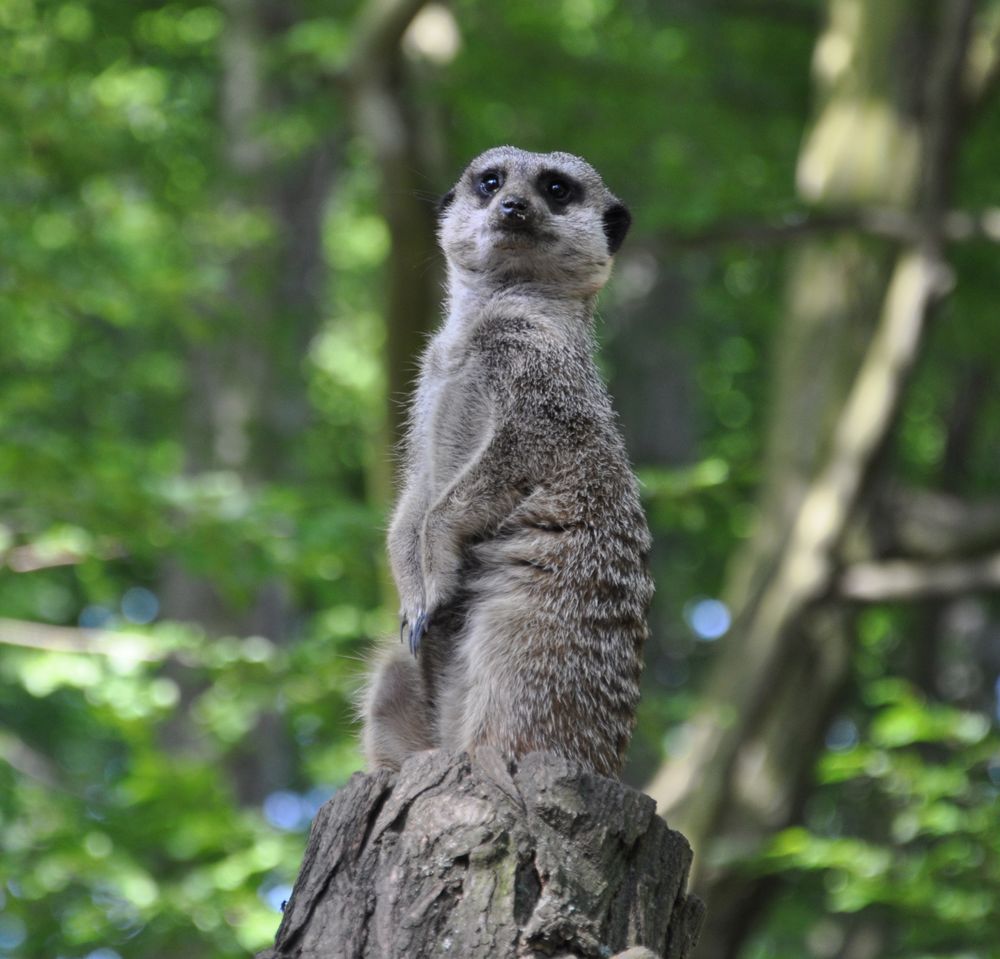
<box><xmin>446</xmin><ymin>269</ymin><xmax>597</xmax><ymax>326</ymax></box>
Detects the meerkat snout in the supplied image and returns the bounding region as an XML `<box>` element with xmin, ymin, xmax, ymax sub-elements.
<box><xmin>498</xmin><ymin>194</ymin><xmax>533</xmax><ymax>225</ymax></box>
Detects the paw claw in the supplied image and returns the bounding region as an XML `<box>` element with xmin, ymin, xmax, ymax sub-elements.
<box><xmin>408</xmin><ymin>610</ymin><xmax>428</xmax><ymax>656</ymax></box>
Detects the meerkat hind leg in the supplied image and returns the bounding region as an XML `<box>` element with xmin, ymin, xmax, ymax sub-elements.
<box><xmin>446</xmin><ymin>584</ymin><xmax>624</xmax><ymax>777</ymax></box>
<box><xmin>362</xmin><ymin>648</ymin><xmax>435</xmax><ymax>770</ymax></box>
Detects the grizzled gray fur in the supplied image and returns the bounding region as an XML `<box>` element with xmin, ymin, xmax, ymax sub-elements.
<box><xmin>362</xmin><ymin>146</ymin><xmax>653</xmax><ymax>778</ymax></box>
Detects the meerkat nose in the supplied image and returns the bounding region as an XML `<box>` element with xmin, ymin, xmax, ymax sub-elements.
<box><xmin>500</xmin><ymin>195</ymin><xmax>530</xmax><ymax>220</ymax></box>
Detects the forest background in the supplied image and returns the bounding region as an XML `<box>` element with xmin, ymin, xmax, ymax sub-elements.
<box><xmin>3</xmin><ymin>0</ymin><xmax>1000</xmax><ymax>957</ymax></box>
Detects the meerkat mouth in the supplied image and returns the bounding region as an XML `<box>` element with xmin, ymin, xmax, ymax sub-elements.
<box><xmin>494</xmin><ymin>218</ymin><xmax>535</xmax><ymax>235</ymax></box>
<box><xmin>489</xmin><ymin>222</ymin><xmax>556</xmax><ymax>250</ymax></box>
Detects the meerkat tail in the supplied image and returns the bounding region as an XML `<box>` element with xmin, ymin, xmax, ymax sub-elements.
<box><xmin>361</xmin><ymin>647</ymin><xmax>435</xmax><ymax>770</ymax></box>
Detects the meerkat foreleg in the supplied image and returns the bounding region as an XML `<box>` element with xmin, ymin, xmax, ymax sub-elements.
<box><xmin>387</xmin><ymin>485</ymin><xmax>430</xmax><ymax>652</ymax></box>
<box><xmin>412</xmin><ymin>428</ymin><xmax>524</xmax><ymax>651</ymax></box>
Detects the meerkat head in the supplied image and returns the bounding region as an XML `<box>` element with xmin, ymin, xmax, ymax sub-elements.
<box><xmin>438</xmin><ymin>145</ymin><xmax>631</xmax><ymax>297</ymax></box>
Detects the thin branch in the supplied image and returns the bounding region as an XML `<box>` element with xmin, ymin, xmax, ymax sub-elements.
<box><xmin>0</xmin><ymin>618</ymin><xmax>164</xmax><ymax>661</ymax></box>
<box><xmin>838</xmin><ymin>553</ymin><xmax>1000</xmax><ymax>602</ymax></box>
<box><xmin>657</xmin><ymin>206</ymin><xmax>1000</xmax><ymax>250</ymax></box>
<box><xmin>3</xmin><ymin>542</ymin><xmax>126</xmax><ymax>573</ymax></box>
<box><xmin>4</xmin><ymin>547</ymin><xmax>84</xmax><ymax>572</ymax></box>
<box><xmin>885</xmin><ymin>488</ymin><xmax>1000</xmax><ymax>559</ymax></box>
<box><xmin>0</xmin><ymin>731</ymin><xmax>63</xmax><ymax>789</ymax></box>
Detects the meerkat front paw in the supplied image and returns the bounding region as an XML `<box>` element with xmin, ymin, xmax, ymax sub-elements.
<box><xmin>397</xmin><ymin>590</ymin><xmax>428</xmax><ymax>656</ymax></box>
<box><xmin>404</xmin><ymin>609</ymin><xmax>429</xmax><ymax>656</ymax></box>
<box><xmin>406</xmin><ymin>521</ymin><xmax>461</xmax><ymax>656</ymax></box>
<box><xmin>393</xmin><ymin>546</ymin><xmax>452</xmax><ymax>657</ymax></box>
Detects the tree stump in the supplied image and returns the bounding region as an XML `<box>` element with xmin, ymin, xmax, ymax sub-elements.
<box><xmin>257</xmin><ymin>749</ymin><xmax>704</xmax><ymax>959</ymax></box>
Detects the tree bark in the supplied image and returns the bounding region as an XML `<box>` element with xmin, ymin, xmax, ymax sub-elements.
<box><xmin>258</xmin><ymin>750</ymin><xmax>704</xmax><ymax>959</ymax></box>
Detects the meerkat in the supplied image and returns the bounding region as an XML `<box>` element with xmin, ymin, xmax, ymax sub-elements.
<box><xmin>362</xmin><ymin>145</ymin><xmax>653</xmax><ymax>778</ymax></box>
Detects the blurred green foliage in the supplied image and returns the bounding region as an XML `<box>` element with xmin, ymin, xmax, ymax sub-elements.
<box><xmin>755</xmin><ymin>667</ymin><xmax>1000</xmax><ymax>957</ymax></box>
<box><xmin>2</xmin><ymin>1</ymin><xmax>999</xmax><ymax>957</ymax></box>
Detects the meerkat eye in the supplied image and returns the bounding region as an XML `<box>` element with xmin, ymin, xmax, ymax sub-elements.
<box><xmin>478</xmin><ymin>171</ymin><xmax>503</xmax><ymax>197</ymax></box>
<box><xmin>547</xmin><ymin>179</ymin><xmax>571</xmax><ymax>201</ymax></box>
<box><xmin>540</xmin><ymin>175</ymin><xmax>577</xmax><ymax>206</ymax></box>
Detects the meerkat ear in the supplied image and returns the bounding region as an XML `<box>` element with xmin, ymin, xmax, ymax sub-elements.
<box><xmin>603</xmin><ymin>203</ymin><xmax>631</xmax><ymax>255</ymax></box>
<box><xmin>438</xmin><ymin>189</ymin><xmax>456</xmax><ymax>218</ymax></box>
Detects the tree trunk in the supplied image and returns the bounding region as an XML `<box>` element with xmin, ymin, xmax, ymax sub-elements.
<box><xmin>341</xmin><ymin>0</ymin><xmax>444</xmax><ymax>486</ymax></box>
<box><xmin>258</xmin><ymin>750</ymin><xmax>705</xmax><ymax>959</ymax></box>
<box><xmin>646</xmin><ymin>1</ymin><xmax>978</xmax><ymax>955</ymax></box>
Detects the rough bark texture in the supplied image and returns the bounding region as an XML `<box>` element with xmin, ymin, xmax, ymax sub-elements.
<box><xmin>258</xmin><ymin>750</ymin><xmax>704</xmax><ymax>959</ymax></box>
